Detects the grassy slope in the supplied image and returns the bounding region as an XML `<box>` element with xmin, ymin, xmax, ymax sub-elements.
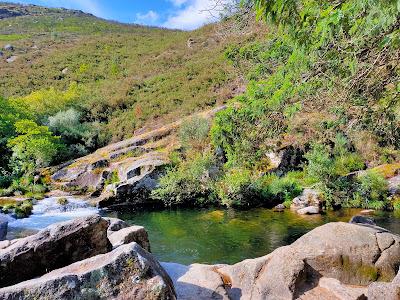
<box><xmin>0</xmin><ymin>2</ymin><xmax>261</xmax><ymax>141</ymax></box>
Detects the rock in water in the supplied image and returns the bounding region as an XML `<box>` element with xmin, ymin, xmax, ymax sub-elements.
<box><xmin>273</xmin><ymin>204</ymin><xmax>285</xmax><ymax>212</ymax></box>
<box><xmin>290</xmin><ymin>189</ymin><xmax>323</xmax><ymax>214</ymax></box>
<box><xmin>350</xmin><ymin>215</ymin><xmax>376</xmax><ymax>226</ymax></box>
<box><xmin>218</xmin><ymin>222</ymin><xmax>400</xmax><ymax>298</ymax></box>
<box><xmin>296</xmin><ymin>206</ymin><xmax>320</xmax><ymax>215</ymax></box>
<box><xmin>0</xmin><ymin>243</ymin><xmax>176</xmax><ymax>300</ymax></box>
<box><xmin>108</xmin><ymin>225</ymin><xmax>151</xmax><ymax>251</ymax></box>
<box><xmin>104</xmin><ymin>216</ymin><xmax>128</xmax><ymax>233</ymax></box>
<box><xmin>0</xmin><ymin>215</ymin><xmax>111</xmax><ymax>288</ymax></box>
<box><xmin>0</xmin><ymin>215</ymin><xmax>8</xmax><ymax>241</ymax></box>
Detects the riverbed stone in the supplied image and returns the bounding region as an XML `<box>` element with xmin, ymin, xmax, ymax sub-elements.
<box><xmin>104</xmin><ymin>216</ymin><xmax>128</xmax><ymax>232</ymax></box>
<box><xmin>0</xmin><ymin>214</ymin><xmax>111</xmax><ymax>288</ymax></box>
<box><xmin>0</xmin><ymin>214</ymin><xmax>8</xmax><ymax>241</ymax></box>
<box><xmin>291</xmin><ymin>189</ymin><xmax>323</xmax><ymax>214</ymax></box>
<box><xmin>108</xmin><ymin>225</ymin><xmax>151</xmax><ymax>251</ymax></box>
<box><xmin>349</xmin><ymin>215</ymin><xmax>376</xmax><ymax>226</ymax></box>
<box><xmin>0</xmin><ymin>242</ymin><xmax>176</xmax><ymax>300</ymax></box>
<box><xmin>273</xmin><ymin>204</ymin><xmax>285</xmax><ymax>212</ymax></box>
<box><xmin>296</xmin><ymin>206</ymin><xmax>320</xmax><ymax>215</ymax></box>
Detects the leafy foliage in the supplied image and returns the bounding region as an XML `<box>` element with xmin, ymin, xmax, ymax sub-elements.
<box><xmin>7</xmin><ymin>120</ymin><xmax>63</xmax><ymax>174</ymax></box>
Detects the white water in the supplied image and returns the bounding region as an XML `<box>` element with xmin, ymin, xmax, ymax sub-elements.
<box><xmin>8</xmin><ymin>197</ymin><xmax>99</xmax><ymax>231</ymax></box>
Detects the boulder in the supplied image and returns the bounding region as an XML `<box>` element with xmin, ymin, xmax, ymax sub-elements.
<box><xmin>273</xmin><ymin>204</ymin><xmax>285</xmax><ymax>212</ymax></box>
<box><xmin>215</xmin><ymin>222</ymin><xmax>400</xmax><ymax>299</ymax></box>
<box><xmin>104</xmin><ymin>216</ymin><xmax>128</xmax><ymax>232</ymax></box>
<box><xmin>4</xmin><ymin>44</ymin><xmax>13</xmax><ymax>51</ymax></box>
<box><xmin>0</xmin><ymin>214</ymin><xmax>8</xmax><ymax>241</ymax></box>
<box><xmin>162</xmin><ymin>262</ymin><xmax>229</xmax><ymax>300</ymax></box>
<box><xmin>0</xmin><ymin>215</ymin><xmax>111</xmax><ymax>288</ymax></box>
<box><xmin>360</xmin><ymin>209</ymin><xmax>375</xmax><ymax>215</ymax></box>
<box><xmin>0</xmin><ymin>243</ymin><xmax>176</xmax><ymax>300</ymax></box>
<box><xmin>349</xmin><ymin>215</ymin><xmax>376</xmax><ymax>226</ymax></box>
<box><xmin>291</xmin><ymin>189</ymin><xmax>323</xmax><ymax>213</ymax></box>
<box><xmin>6</xmin><ymin>55</ymin><xmax>17</xmax><ymax>63</ymax></box>
<box><xmin>388</xmin><ymin>175</ymin><xmax>400</xmax><ymax>195</ymax></box>
<box><xmin>296</xmin><ymin>206</ymin><xmax>320</xmax><ymax>215</ymax></box>
<box><xmin>108</xmin><ymin>225</ymin><xmax>151</xmax><ymax>251</ymax></box>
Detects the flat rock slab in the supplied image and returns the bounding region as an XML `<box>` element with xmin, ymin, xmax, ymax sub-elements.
<box><xmin>0</xmin><ymin>243</ymin><xmax>176</xmax><ymax>300</ymax></box>
<box><xmin>0</xmin><ymin>215</ymin><xmax>111</xmax><ymax>288</ymax></box>
<box><xmin>162</xmin><ymin>262</ymin><xmax>229</xmax><ymax>300</ymax></box>
<box><xmin>108</xmin><ymin>225</ymin><xmax>151</xmax><ymax>251</ymax></box>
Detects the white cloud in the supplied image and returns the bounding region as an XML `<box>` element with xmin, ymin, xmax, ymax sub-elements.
<box><xmin>163</xmin><ymin>0</ymin><xmax>225</xmax><ymax>30</ymax></box>
<box><xmin>135</xmin><ymin>10</ymin><xmax>160</xmax><ymax>25</ymax></box>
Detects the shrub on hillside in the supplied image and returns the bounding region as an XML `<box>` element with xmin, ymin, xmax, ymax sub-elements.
<box><xmin>151</xmin><ymin>152</ymin><xmax>218</xmax><ymax>207</ymax></box>
<box><xmin>179</xmin><ymin>116</ymin><xmax>210</xmax><ymax>150</ymax></box>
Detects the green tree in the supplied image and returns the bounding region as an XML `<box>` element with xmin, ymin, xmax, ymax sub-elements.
<box><xmin>7</xmin><ymin>120</ymin><xmax>63</xmax><ymax>175</ymax></box>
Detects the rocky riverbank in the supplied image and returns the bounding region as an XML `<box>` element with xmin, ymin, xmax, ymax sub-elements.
<box><xmin>0</xmin><ymin>214</ymin><xmax>399</xmax><ymax>299</ymax></box>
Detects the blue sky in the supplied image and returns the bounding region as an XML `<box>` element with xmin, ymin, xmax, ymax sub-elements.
<box><xmin>9</xmin><ymin>0</ymin><xmax>227</xmax><ymax>30</ymax></box>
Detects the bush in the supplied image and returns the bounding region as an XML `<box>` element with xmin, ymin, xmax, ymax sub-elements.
<box><xmin>104</xmin><ymin>170</ymin><xmax>120</xmax><ymax>186</ymax></box>
<box><xmin>351</xmin><ymin>171</ymin><xmax>389</xmax><ymax>209</ymax></box>
<box><xmin>14</xmin><ymin>201</ymin><xmax>33</xmax><ymax>219</ymax></box>
<box><xmin>266</xmin><ymin>174</ymin><xmax>303</xmax><ymax>203</ymax></box>
<box><xmin>179</xmin><ymin>117</ymin><xmax>210</xmax><ymax>150</ymax></box>
<box><xmin>216</xmin><ymin>168</ymin><xmax>260</xmax><ymax>207</ymax></box>
<box><xmin>152</xmin><ymin>152</ymin><xmax>217</xmax><ymax>207</ymax></box>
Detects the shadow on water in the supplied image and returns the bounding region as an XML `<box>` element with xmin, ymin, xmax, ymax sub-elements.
<box><xmin>105</xmin><ymin>207</ymin><xmax>400</xmax><ymax>265</ymax></box>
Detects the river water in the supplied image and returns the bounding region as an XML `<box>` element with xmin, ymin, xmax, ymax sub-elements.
<box><xmin>5</xmin><ymin>197</ymin><xmax>400</xmax><ymax>265</ymax></box>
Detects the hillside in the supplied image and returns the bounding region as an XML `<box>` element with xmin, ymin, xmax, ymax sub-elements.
<box><xmin>0</xmin><ymin>1</ymin><xmax>399</xmax><ymax>213</ymax></box>
<box><xmin>0</xmin><ymin>2</ymin><xmax>261</xmax><ymax>138</ymax></box>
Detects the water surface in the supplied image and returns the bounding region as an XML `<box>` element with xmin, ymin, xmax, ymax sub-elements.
<box><xmin>107</xmin><ymin>208</ymin><xmax>400</xmax><ymax>265</ymax></box>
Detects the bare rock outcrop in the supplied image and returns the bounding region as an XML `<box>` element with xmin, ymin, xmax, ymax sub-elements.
<box><xmin>47</xmin><ymin>107</ymin><xmax>225</xmax><ymax>208</ymax></box>
<box><xmin>0</xmin><ymin>215</ymin><xmax>111</xmax><ymax>288</ymax></box>
<box><xmin>0</xmin><ymin>242</ymin><xmax>176</xmax><ymax>300</ymax></box>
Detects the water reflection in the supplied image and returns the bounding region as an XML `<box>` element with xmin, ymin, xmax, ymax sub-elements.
<box><xmin>107</xmin><ymin>208</ymin><xmax>400</xmax><ymax>265</ymax></box>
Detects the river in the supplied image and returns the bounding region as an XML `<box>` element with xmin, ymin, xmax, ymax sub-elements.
<box><xmin>5</xmin><ymin>197</ymin><xmax>400</xmax><ymax>265</ymax></box>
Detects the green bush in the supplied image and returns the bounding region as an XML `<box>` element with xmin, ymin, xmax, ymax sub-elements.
<box><xmin>266</xmin><ymin>174</ymin><xmax>303</xmax><ymax>203</ymax></box>
<box><xmin>151</xmin><ymin>152</ymin><xmax>217</xmax><ymax>207</ymax></box>
<box><xmin>14</xmin><ymin>201</ymin><xmax>33</xmax><ymax>219</ymax></box>
<box><xmin>104</xmin><ymin>170</ymin><xmax>120</xmax><ymax>186</ymax></box>
<box><xmin>179</xmin><ymin>116</ymin><xmax>210</xmax><ymax>149</ymax></box>
<box><xmin>216</xmin><ymin>168</ymin><xmax>260</xmax><ymax>207</ymax></box>
<box><xmin>350</xmin><ymin>171</ymin><xmax>389</xmax><ymax>209</ymax></box>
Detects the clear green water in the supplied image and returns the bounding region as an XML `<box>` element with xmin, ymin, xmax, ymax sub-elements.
<box><xmin>106</xmin><ymin>208</ymin><xmax>400</xmax><ymax>265</ymax></box>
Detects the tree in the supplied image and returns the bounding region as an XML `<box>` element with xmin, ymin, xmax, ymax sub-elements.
<box><xmin>7</xmin><ymin>120</ymin><xmax>62</xmax><ymax>175</ymax></box>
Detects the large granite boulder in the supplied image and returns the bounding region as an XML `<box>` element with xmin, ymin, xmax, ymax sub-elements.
<box><xmin>0</xmin><ymin>242</ymin><xmax>176</xmax><ymax>300</ymax></box>
<box><xmin>164</xmin><ymin>222</ymin><xmax>400</xmax><ymax>300</ymax></box>
<box><xmin>108</xmin><ymin>225</ymin><xmax>151</xmax><ymax>251</ymax></box>
<box><xmin>0</xmin><ymin>215</ymin><xmax>111</xmax><ymax>288</ymax></box>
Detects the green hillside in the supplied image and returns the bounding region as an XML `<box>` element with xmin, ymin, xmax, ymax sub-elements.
<box><xmin>0</xmin><ymin>1</ymin><xmax>399</xmax><ymax>213</ymax></box>
<box><xmin>0</xmin><ymin>2</ymin><xmax>260</xmax><ymax>132</ymax></box>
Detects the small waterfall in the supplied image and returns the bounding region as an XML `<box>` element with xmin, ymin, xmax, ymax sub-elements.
<box><xmin>8</xmin><ymin>197</ymin><xmax>99</xmax><ymax>232</ymax></box>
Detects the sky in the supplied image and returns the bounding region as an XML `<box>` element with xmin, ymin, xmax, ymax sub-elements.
<box><xmin>9</xmin><ymin>0</ymin><xmax>228</xmax><ymax>30</ymax></box>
